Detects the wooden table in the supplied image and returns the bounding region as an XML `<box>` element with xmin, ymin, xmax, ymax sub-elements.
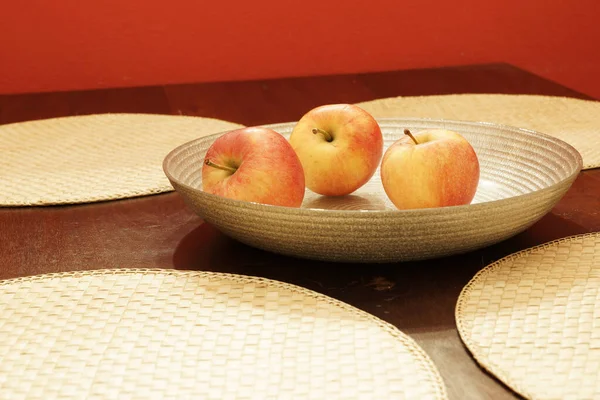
<box><xmin>1</xmin><ymin>63</ymin><xmax>599</xmax><ymax>399</ymax></box>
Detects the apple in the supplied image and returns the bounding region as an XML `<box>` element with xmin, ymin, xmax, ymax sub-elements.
<box><xmin>202</xmin><ymin>127</ymin><xmax>305</xmax><ymax>207</ymax></box>
<box><xmin>381</xmin><ymin>129</ymin><xmax>480</xmax><ymax>210</ymax></box>
<box><xmin>289</xmin><ymin>104</ymin><xmax>384</xmax><ymax>196</ymax></box>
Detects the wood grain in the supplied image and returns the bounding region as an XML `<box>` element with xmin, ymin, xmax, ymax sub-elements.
<box><xmin>0</xmin><ymin>63</ymin><xmax>597</xmax><ymax>400</ymax></box>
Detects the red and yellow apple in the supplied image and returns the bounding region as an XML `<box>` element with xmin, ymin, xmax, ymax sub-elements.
<box><xmin>289</xmin><ymin>104</ymin><xmax>383</xmax><ymax>196</ymax></box>
<box><xmin>202</xmin><ymin>127</ymin><xmax>305</xmax><ymax>207</ymax></box>
<box><xmin>381</xmin><ymin>129</ymin><xmax>480</xmax><ymax>210</ymax></box>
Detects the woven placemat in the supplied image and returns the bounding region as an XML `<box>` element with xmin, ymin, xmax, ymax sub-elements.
<box><xmin>356</xmin><ymin>94</ymin><xmax>600</xmax><ymax>170</ymax></box>
<box><xmin>456</xmin><ymin>233</ymin><xmax>600</xmax><ymax>400</ymax></box>
<box><xmin>0</xmin><ymin>114</ymin><xmax>243</xmax><ymax>206</ymax></box>
<box><xmin>0</xmin><ymin>269</ymin><xmax>447</xmax><ymax>400</ymax></box>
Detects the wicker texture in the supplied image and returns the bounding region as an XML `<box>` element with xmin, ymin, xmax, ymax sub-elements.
<box><xmin>456</xmin><ymin>233</ymin><xmax>600</xmax><ymax>400</ymax></box>
<box><xmin>0</xmin><ymin>269</ymin><xmax>446</xmax><ymax>400</ymax></box>
<box><xmin>356</xmin><ymin>94</ymin><xmax>600</xmax><ymax>169</ymax></box>
<box><xmin>164</xmin><ymin>118</ymin><xmax>581</xmax><ymax>263</ymax></box>
<box><xmin>0</xmin><ymin>113</ymin><xmax>242</xmax><ymax>206</ymax></box>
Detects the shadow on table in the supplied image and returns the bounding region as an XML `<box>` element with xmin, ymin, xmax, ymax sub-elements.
<box><xmin>171</xmin><ymin>209</ymin><xmax>588</xmax><ymax>333</ymax></box>
<box><xmin>169</xmin><ymin>225</ymin><xmax>462</xmax><ymax>332</ymax></box>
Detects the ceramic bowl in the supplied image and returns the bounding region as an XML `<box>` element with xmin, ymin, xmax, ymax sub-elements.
<box><xmin>163</xmin><ymin>118</ymin><xmax>582</xmax><ymax>263</ymax></box>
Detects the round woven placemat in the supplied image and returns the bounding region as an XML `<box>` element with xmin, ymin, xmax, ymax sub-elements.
<box><xmin>0</xmin><ymin>114</ymin><xmax>243</xmax><ymax>206</ymax></box>
<box><xmin>0</xmin><ymin>269</ymin><xmax>447</xmax><ymax>400</ymax></box>
<box><xmin>456</xmin><ymin>233</ymin><xmax>600</xmax><ymax>400</ymax></box>
<box><xmin>356</xmin><ymin>94</ymin><xmax>600</xmax><ymax>170</ymax></box>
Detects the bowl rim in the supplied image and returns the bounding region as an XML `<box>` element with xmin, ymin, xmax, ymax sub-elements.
<box><xmin>163</xmin><ymin>117</ymin><xmax>583</xmax><ymax>216</ymax></box>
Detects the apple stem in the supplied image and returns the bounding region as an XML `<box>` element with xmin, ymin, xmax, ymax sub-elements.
<box><xmin>205</xmin><ymin>159</ymin><xmax>237</xmax><ymax>173</ymax></box>
<box><xmin>312</xmin><ymin>127</ymin><xmax>334</xmax><ymax>142</ymax></box>
<box><xmin>404</xmin><ymin>129</ymin><xmax>419</xmax><ymax>145</ymax></box>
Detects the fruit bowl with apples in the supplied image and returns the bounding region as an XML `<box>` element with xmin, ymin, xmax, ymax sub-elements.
<box><xmin>163</xmin><ymin>105</ymin><xmax>582</xmax><ymax>263</ymax></box>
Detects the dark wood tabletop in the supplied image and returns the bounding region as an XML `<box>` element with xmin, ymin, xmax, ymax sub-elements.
<box><xmin>1</xmin><ymin>63</ymin><xmax>599</xmax><ymax>400</ymax></box>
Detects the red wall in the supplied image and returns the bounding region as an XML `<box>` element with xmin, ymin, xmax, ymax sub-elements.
<box><xmin>1</xmin><ymin>0</ymin><xmax>599</xmax><ymax>98</ymax></box>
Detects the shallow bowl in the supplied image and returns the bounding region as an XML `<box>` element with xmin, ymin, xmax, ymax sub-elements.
<box><xmin>163</xmin><ymin>118</ymin><xmax>582</xmax><ymax>263</ymax></box>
